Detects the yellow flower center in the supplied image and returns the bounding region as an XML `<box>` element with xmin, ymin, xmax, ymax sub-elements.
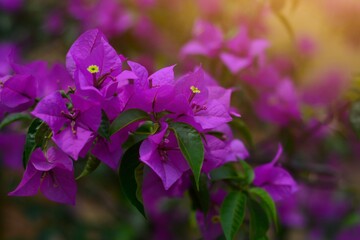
<box><xmin>87</xmin><ymin>65</ymin><xmax>100</xmax><ymax>74</ymax></box>
<box><xmin>190</xmin><ymin>85</ymin><xmax>201</xmax><ymax>94</ymax></box>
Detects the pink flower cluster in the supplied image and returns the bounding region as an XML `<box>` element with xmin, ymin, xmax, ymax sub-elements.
<box><xmin>3</xmin><ymin>29</ymin><xmax>250</xmax><ymax>205</ymax></box>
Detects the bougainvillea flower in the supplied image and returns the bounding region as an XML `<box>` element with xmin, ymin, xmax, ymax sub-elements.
<box><xmin>127</xmin><ymin>61</ymin><xmax>175</xmax><ymax>90</ymax></box>
<box><xmin>253</xmin><ymin>144</ymin><xmax>297</xmax><ymax>201</ymax></box>
<box><xmin>255</xmin><ymin>79</ymin><xmax>301</xmax><ymax>126</ymax></box>
<box><xmin>0</xmin><ymin>74</ymin><xmax>37</xmax><ymax>112</ymax></box>
<box><xmin>73</xmin><ymin>46</ymin><xmax>120</xmax><ymax>90</ymax></box>
<box><xmin>140</xmin><ymin>122</ymin><xmax>189</xmax><ymax>190</ymax></box>
<box><xmin>182</xmin><ymin>21</ymin><xmax>268</xmax><ymax>74</ymax></box>
<box><xmin>203</xmin><ymin>137</ymin><xmax>248</xmax><ymax>173</ymax></box>
<box><xmin>31</xmin><ymin>92</ymin><xmax>69</xmax><ymax>133</ymax></box>
<box><xmin>8</xmin><ymin>147</ymin><xmax>77</xmax><ymax>205</ymax></box>
<box><xmin>241</xmin><ymin>64</ymin><xmax>282</xmax><ymax>90</ymax></box>
<box><xmin>32</xmin><ymin>91</ymin><xmax>101</xmax><ymax>160</ymax></box>
<box><xmin>66</xmin><ymin>29</ymin><xmax>122</xmax><ymax>89</ymax></box>
<box><xmin>11</xmin><ymin>60</ymin><xmax>48</xmax><ymax>96</ymax></box>
<box><xmin>47</xmin><ymin>63</ymin><xmax>75</xmax><ymax>94</ymax></box>
<box><xmin>124</xmin><ymin>62</ymin><xmax>188</xmax><ymax>119</ymax></box>
<box><xmin>203</xmin><ymin>135</ymin><xmax>234</xmax><ymax>173</ymax></box>
<box><xmin>126</xmin><ymin>84</ymin><xmax>185</xmax><ymax>118</ymax></box>
<box><xmin>226</xmin><ymin>139</ymin><xmax>249</xmax><ymax>161</ymax></box>
<box><xmin>175</xmin><ymin>67</ymin><xmax>232</xmax><ymax>130</ymax></box>
<box><xmin>74</xmin><ymin>82</ymin><xmax>130</xmax><ymax>121</ymax></box>
<box><xmin>10</xmin><ymin>60</ymin><xmax>74</xmax><ymax>98</ymax></box>
<box><xmin>53</xmin><ymin>127</ymin><xmax>94</xmax><ymax>161</ymax></box>
<box><xmin>91</xmin><ymin>129</ymin><xmax>129</xmax><ymax>170</ymax></box>
<box><xmin>181</xmin><ymin>20</ymin><xmax>223</xmax><ymax>58</ymax></box>
<box><xmin>301</xmin><ymin>70</ymin><xmax>347</xmax><ymax>107</ymax></box>
<box><xmin>220</xmin><ymin>26</ymin><xmax>268</xmax><ymax>74</ymax></box>
<box><xmin>202</xmin><ymin>124</ymin><xmax>248</xmax><ymax>173</ymax></box>
<box><xmin>125</xmin><ymin>64</ymin><xmax>234</xmax><ymax>132</ymax></box>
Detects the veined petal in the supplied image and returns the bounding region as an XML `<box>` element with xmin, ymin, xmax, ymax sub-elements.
<box><xmin>253</xmin><ymin>144</ymin><xmax>297</xmax><ymax>201</ymax></box>
<box><xmin>91</xmin><ymin>134</ymin><xmax>123</xmax><ymax>170</ymax></box>
<box><xmin>1</xmin><ymin>74</ymin><xmax>36</xmax><ymax>110</ymax></box>
<box><xmin>140</xmin><ymin>132</ymin><xmax>189</xmax><ymax>190</ymax></box>
<box><xmin>40</xmin><ymin>168</ymin><xmax>77</xmax><ymax>205</ymax></box>
<box><xmin>194</xmin><ymin>100</ymin><xmax>232</xmax><ymax>129</ymax></box>
<box><xmin>31</xmin><ymin>148</ymin><xmax>54</xmax><ymax>172</ymax></box>
<box><xmin>53</xmin><ymin>127</ymin><xmax>94</xmax><ymax>160</ymax></box>
<box><xmin>66</xmin><ymin>29</ymin><xmax>106</xmax><ymax>77</ymax></box>
<box><xmin>116</xmin><ymin>70</ymin><xmax>138</xmax><ymax>87</ymax></box>
<box><xmin>127</xmin><ymin>61</ymin><xmax>149</xmax><ymax>90</ymax></box>
<box><xmin>227</xmin><ymin>139</ymin><xmax>249</xmax><ymax>161</ymax></box>
<box><xmin>148</xmin><ymin>65</ymin><xmax>175</xmax><ymax>87</ymax></box>
<box><xmin>8</xmin><ymin>163</ymin><xmax>41</xmax><ymax>197</ymax></box>
<box><xmin>31</xmin><ymin>91</ymin><xmax>68</xmax><ymax>133</ymax></box>
<box><xmin>71</xmin><ymin>93</ymin><xmax>102</xmax><ymax>132</ymax></box>
<box><xmin>46</xmin><ymin>147</ymin><xmax>73</xmax><ymax>171</ymax></box>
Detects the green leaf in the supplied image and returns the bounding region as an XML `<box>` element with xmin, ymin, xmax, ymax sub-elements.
<box><xmin>248</xmin><ymin>198</ymin><xmax>270</xmax><ymax>240</ymax></box>
<box><xmin>22</xmin><ymin>120</ymin><xmax>52</xmax><ymax>168</ymax></box>
<box><xmin>122</xmin><ymin>121</ymin><xmax>159</xmax><ymax>151</ymax></box>
<box><xmin>249</xmin><ymin>187</ymin><xmax>278</xmax><ymax>231</ymax></box>
<box><xmin>155</xmin><ymin>110</ymin><xmax>173</xmax><ymax>120</ymax></box>
<box><xmin>135</xmin><ymin>164</ymin><xmax>144</xmax><ymax>204</ymax></box>
<box><xmin>110</xmin><ymin>109</ymin><xmax>150</xmax><ymax>135</ymax></box>
<box><xmin>220</xmin><ymin>191</ymin><xmax>247</xmax><ymax>240</ymax></box>
<box><xmin>22</xmin><ymin>118</ymin><xmax>43</xmax><ymax>168</ymax></box>
<box><xmin>239</xmin><ymin>160</ymin><xmax>254</xmax><ymax>185</ymax></box>
<box><xmin>350</xmin><ymin>101</ymin><xmax>360</xmax><ymax>138</ymax></box>
<box><xmin>210</xmin><ymin>164</ymin><xmax>240</xmax><ymax>181</ymax></box>
<box><xmin>134</xmin><ymin>121</ymin><xmax>159</xmax><ymax>135</ymax></box>
<box><xmin>119</xmin><ymin>141</ymin><xmax>146</xmax><ymax>217</ymax></box>
<box><xmin>210</xmin><ymin>162</ymin><xmax>254</xmax><ymax>187</ymax></box>
<box><xmin>0</xmin><ymin>113</ymin><xmax>32</xmax><ymax>129</ymax></box>
<box><xmin>76</xmin><ymin>154</ymin><xmax>101</xmax><ymax>180</ymax></box>
<box><xmin>189</xmin><ymin>174</ymin><xmax>210</xmax><ymax>213</ymax></box>
<box><xmin>98</xmin><ymin>111</ymin><xmax>111</xmax><ymax>140</ymax></box>
<box><xmin>229</xmin><ymin>119</ymin><xmax>253</xmax><ymax>148</ymax></box>
<box><xmin>34</xmin><ymin>122</ymin><xmax>52</xmax><ymax>148</ymax></box>
<box><xmin>169</xmin><ymin>122</ymin><xmax>204</xmax><ymax>190</ymax></box>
